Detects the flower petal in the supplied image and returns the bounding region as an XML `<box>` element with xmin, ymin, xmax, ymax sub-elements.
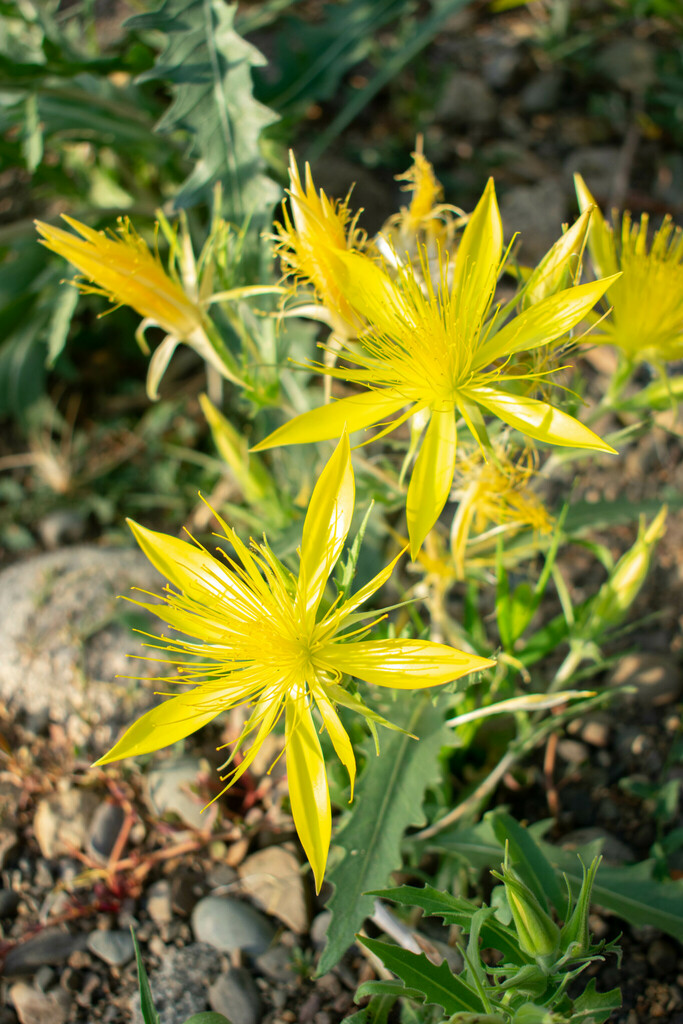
<box><xmin>312</xmin><ymin>683</ymin><xmax>356</xmax><ymax>800</ymax></box>
<box><xmin>127</xmin><ymin>519</ymin><xmax>235</xmax><ymax>602</ymax></box>
<box><xmin>406</xmin><ymin>406</ymin><xmax>457</xmax><ymax>558</ymax></box>
<box><xmin>318</xmin><ymin>638</ymin><xmax>494</xmax><ymax>689</ymax></box>
<box><xmin>299</xmin><ymin>432</ymin><xmax>355</xmax><ymax>621</ymax></box>
<box><xmin>93</xmin><ymin>687</ymin><xmax>225</xmax><ymax>766</ymax></box>
<box><xmin>475</xmin><ymin>275</ymin><xmax>621</xmax><ymax>368</ymax></box>
<box><xmin>251</xmin><ymin>390</ymin><xmax>407</xmax><ymax>451</ymax></box>
<box><xmin>285</xmin><ymin>699</ymin><xmax>331</xmax><ymax>893</ymax></box>
<box><xmin>468</xmin><ymin>387</ymin><xmax>617</xmax><ymax>453</ymax></box>
<box><xmin>574</xmin><ymin>174</ymin><xmax>619</xmax><ymax>280</ymax></box>
<box><xmin>452</xmin><ymin>178</ymin><xmax>503</xmax><ymax>334</ymax></box>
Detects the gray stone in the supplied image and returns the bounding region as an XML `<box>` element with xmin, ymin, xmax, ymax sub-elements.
<box><xmin>310</xmin><ymin>911</ymin><xmax>331</xmax><ymax>950</ymax></box>
<box><xmin>0</xmin><ymin>546</ymin><xmax>167</xmax><ymax>752</ymax></box>
<box><xmin>87</xmin><ymin>929</ymin><xmax>135</xmax><ymax>966</ymax></box>
<box><xmin>436</xmin><ymin>72</ymin><xmax>496</xmax><ymax>126</ymax></box>
<box><xmin>209</xmin><ymin>968</ymin><xmax>261</xmax><ymax>1024</ymax></box>
<box><xmin>255</xmin><ymin>945</ymin><xmax>295</xmax><ymax>983</ymax></box>
<box><xmin>34</xmin><ymin>787</ymin><xmax>99</xmax><ymax>859</ymax></box>
<box><xmin>191</xmin><ymin>896</ymin><xmax>276</xmax><ymax>955</ymax></box>
<box><xmin>10</xmin><ymin>983</ymin><xmax>70</xmax><ymax>1024</ymax></box>
<box><xmin>562</xmin><ymin>147</ymin><xmax>622</xmax><ymax>205</ymax></box>
<box><xmin>32</xmin><ymin>967</ymin><xmax>54</xmax><ymax>994</ymax></box>
<box><xmin>146</xmin><ymin>880</ymin><xmax>173</xmax><ymax>926</ymax></box>
<box><xmin>37</xmin><ymin>510</ymin><xmax>88</xmax><ymax>551</ymax></box>
<box><xmin>609</xmin><ymin>653</ymin><xmax>682</xmax><ymax>707</ymax></box>
<box><xmin>500</xmin><ymin>180</ymin><xmax>567</xmax><ymax>264</ymax></box>
<box><xmin>519</xmin><ymin>71</ymin><xmax>563</xmax><ymax>114</ymax></box>
<box><xmin>145</xmin><ymin>758</ymin><xmax>208</xmax><ymax>832</ymax></box>
<box><xmin>648</xmin><ymin>937</ymin><xmax>679</xmax><ymax>975</ymax></box>
<box><xmin>3</xmin><ymin>929</ymin><xmax>88</xmax><ymax>975</ymax></box>
<box><xmin>87</xmin><ymin>801</ymin><xmax>125</xmax><ymax>863</ymax></box>
<box><xmin>238</xmin><ymin>846</ymin><xmax>308</xmax><ymax>934</ymax></box>
<box><xmin>596</xmin><ymin>39</ymin><xmax>656</xmax><ymax>93</ymax></box>
<box><xmin>0</xmin><ymin>887</ymin><xmax>20</xmax><ymax>918</ymax></box>
<box><xmin>557</xmin><ymin>739</ymin><xmax>589</xmax><ymax>766</ymax></box>
<box><xmin>561</xmin><ymin>827</ymin><xmax>635</xmax><ymax>866</ymax></box>
<box><xmin>129</xmin><ymin>942</ymin><xmax>221</xmax><ymax>1024</ymax></box>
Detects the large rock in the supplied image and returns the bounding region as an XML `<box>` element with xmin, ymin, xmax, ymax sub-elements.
<box><xmin>191</xmin><ymin>896</ymin><xmax>276</xmax><ymax>955</ymax></box>
<box><xmin>0</xmin><ymin>546</ymin><xmax>168</xmax><ymax>753</ymax></box>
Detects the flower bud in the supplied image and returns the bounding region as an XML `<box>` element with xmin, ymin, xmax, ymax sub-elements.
<box><xmin>512</xmin><ymin>1005</ymin><xmax>560</xmax><ymax>1024</ymax></box>
<box><xmin>585</xmin><ymin>506</ymin><xmax>667</xmax><ymax>636</ymax></box>
<box><xmin>560</xmin><ymin>856</ymin><xmax>601</xmax><ymax>956</ymax></box>
<box><xmin>493</xmin><ymin>867</ymin><xmax>560</xmax><ymax>961</ymax></box>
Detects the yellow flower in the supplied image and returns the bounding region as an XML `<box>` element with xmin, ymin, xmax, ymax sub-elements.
<box><xmin>255</xmin><ymin>176</ymin><xmax>618</xmax><ymax>557</ymax></box>
<box><xmin>382</xmin><ymin>141</ymin><xmax>463</xmax><ymax>269</ymax></box>
<box><xmin>450</xmin><ymin>444</ymin><xmax>552</xmax><ymax>578</ymax></box>
<box><xmin>36</xmin><ymin>215</ymin><xmax>206</xmax><ymax>342</ymax></box>
<box><xmin>35</xmin><ymin>214</ymin><xmax>272</xmax><ymax>400</ymax></box>
<box><xmin>575</xmin><ymin>174</ymin><xmax>683</xmax><ymax>363</ymax></box>
<box><xmin>275</xmin><ymin>153</ymin><xmax>367</xmax><ymax>337</ymax></box>
<box><xmin>94</xmin><ymin>434</ymin><xmax>493</xmax><ymax>890</ymax></box>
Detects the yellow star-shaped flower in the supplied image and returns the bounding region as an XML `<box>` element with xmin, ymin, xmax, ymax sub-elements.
<box><xmin>95</xmin><ymin>434</ymin><xmax>493</xmax><ymax>890</ymax></box>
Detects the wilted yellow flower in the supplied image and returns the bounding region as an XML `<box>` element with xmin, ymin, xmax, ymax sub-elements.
<box><xmin>382</xmin><ymin>142</ymin><xmax>463</xmax><ymax>272</ymax></box>
<box><xmin>275</xmin><ymin>153</ymin><xmax>367</xmax><ymax>337</ymax></box>
<box><xmin>256</xmin><ymin>175</ymin><xmax>618</xmax><ymax>556</ymax></box>
<box><xmin>95</xmin><ymin>434</ymin><xmax>493</xmax><ymax>890</ymax></box>
<box><xmin>36</xmin><ymin>215</ymin><xmax>206</xmax><ymax>340</ymax></box>
<box><xmin>576</xmin><ymin>174</ymin><xmax>683</xmax><ymax>363</ymax></box>
<box><xmin>36</xmin><ymin>214</ymin><xmax>276</xmax><ymax>400</ymax></box>
<box><xmin>450</xmin><ymin>444</ymin><xmax>552</xmax><ymax>578</ymax></box>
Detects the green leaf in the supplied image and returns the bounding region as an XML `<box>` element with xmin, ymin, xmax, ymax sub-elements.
<box><xmin>45</xmin><ymin>284</ymin><xmax>78</xmax><ymax>367</ymax></box>
<box><xmin>358</xmin><ymin>937</ymin><xmax>484</xmax><ymax>1015</ymax></box>
<box><xmin>368</xmin><ymin>885</ymin><xmax>528</xmax><ymax>965</ymax></box>
<box><xmin>317</xmin><ymin>698</ymin><xmax>452</xmax><ymax>975</ymax></box>
<box><xmin>434</xmin><ymin>820</ymin><xmax>683</xmax><ymax>943</ymax></box>
<box><xmin>355</xmin><ymin>981</ymin><xmax>425</xmax><ymax>1003</ymax></box>
<box><xmin>131</xmin><ymin>928</ymin><xmax>161</xmax><ymax>1024</ymax></box>
<box><xmin>571</xmin><ymin>979</ymin><xmax>621</xmax><ymax>1023</ymax></box>
<box><xmin>341</xmin><ymin>995</ymin><xmax>396</xmax><ymax>1024</ymax></box>
<box><xmin>128</xmin><ymin>0</ymin><xmax>280</xmax><ymax>218</ymax></box>
<box><xmin>490</xmin><ymin>811</ymin><xmax>565</xmax><ymax>916</ymax></box>
<box><xmin>182</xmin><ymin>1016</ymin><xmax>233</xmax><ymax>1024</ymax></box>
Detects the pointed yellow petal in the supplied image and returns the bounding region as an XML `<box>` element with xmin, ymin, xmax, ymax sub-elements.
<box><xmin>127</xmin><ymin>519</ymin><xmax>235</xmax><ymax>602</ymax></box>
<box><xmin>285</xmin><ymin>700</ymin><xmax>331</xmax><ymax>894</ymax></box>
<box><xmin>312</xmin><ymin>683</ymin><xmax>356</xmax><ymax>800</ymax></box>
<box><xmin>332</xmin><ymin>250</ymin><xmax>410</xmax><ymax>339</ymax></box>
<box><xmin>452</xmin><ymin>178</ymin><xmax>503</xmax><ymax>332</ymax></box>
<box><xmin>521</xmin><ymin>208</ymin><xmax>593</xmax><ymax>308</ymax></box>
<box><xmin>318</xmin><ymin>638</ymin><xmax>494</xmax><ymax>689</ymax></box>
<box><xmin>468</xmin><ymin>387</ymin><xmax>617</xmax><ymax>453</ymax></box>
<box><xmin>93</xmin><ymin>687</ymin><xmax>225</xmax><ymax>765</ymax></box>
<box><xmin>251</xmin><ymin>390</ymin><xmax>407</xmax><ymax>452</ymax></box>
<box><xmin>475</xmin><ymin>275</ymin><xmax>621</xmax><ymax>368</ymax></box>
<box><xmin>406</xmin><ymin>407</ymin><xmax>457</xmax><ymax>558</ymax></box>
<box><xmin>299</xmin><ymin>433</ymin><xmax>354</xmax><ymax>620</ymax></box>
<box><xmin>574</xmin><ymin>174</ymin><xmax>619</xmax><ymax>280</ymax></box>
<box><xmin>334</xmin><ymin>548</ymin><xmax>405</xmax><ymax>624</ymax></box>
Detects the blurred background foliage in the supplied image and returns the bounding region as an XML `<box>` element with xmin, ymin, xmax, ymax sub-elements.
<box><xmin>1</xmin><ymin>0</ymin><xmax>682</xmax><ymax>556</ymax></box>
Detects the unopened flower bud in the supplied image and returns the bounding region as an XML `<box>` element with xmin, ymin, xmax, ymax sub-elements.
<box><xmin>512</xmin><ymin>1005</ymin><xmax>560</xmax><ymax>1024</ymax></box>
<box><xmin>585</xmin><ymin>506</ymin><xmax>666</xmax><ymax>635</ymax></box>
<box><xmin>493</xmin><ymin>867</ymin><xmax>560</xmax><ymax>961</ymax></box>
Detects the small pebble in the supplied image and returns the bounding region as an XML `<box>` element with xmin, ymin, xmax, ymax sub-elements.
<box><xmin>191</xmin><ymin>896</ymin><xmax>276</xmax><ymax>955</ymax></box>
<box><xmin>648</xmin><ymin>938</ymin><xmax>679</xmax><ymax>976</ymax></box>
<box><xmin>209</xmin><ymin>968</ymin><xmax>262</xmax><ymax>1024</ymax></box>
<box><xmin>87</xmin><ymin>802</ymin><xmax>125</xmax><ymax>863</ymax></box>
<box><xmin>0</xmin><ymin>888</ymin><xmax>20</xmax><ymax>919</ymax></box>
<box><xmin>10</xmin><ymin>983</ymin><xmax>70</xmax><ymax>1024</ymax></box>
<box><xmin>557</xmin><ymin>739</ymin><xmax>589</xmax><ymax>766</ymax></box>
<box><xmin>87</xmin><ymin>930</ymin><xmax>135</xmax><ymax>967</ymax></box>
<box><xmin>4</xmin><ymin>930</ymin><xmax>88</xmax><ymax>975</ymax></box>
<box><xmin>146</xmin><ymin>880</ymin><xmax>173</xmax><ymax>927</ymax></box>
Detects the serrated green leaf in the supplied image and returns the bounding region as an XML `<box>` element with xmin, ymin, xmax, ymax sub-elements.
<box><xmin>368</xmin><ymin>885</ymin><xmax>528</xmax><ymax>966</ymax></box>
<box><xmin>358</xmin><ymin>937</ymin><xmax>483</xmax><ymax>1015</ymax></box>
<box><xmin>131</xmin><ymin>928</ymin><xmax>160</xmax><ymax>1024</ymax></box>
<box><xmin>317</xmin><ymin>698</ymin><xmax>452</xmax><ymax>975</ymax></box>
<box><xmin>127</xmin><ymin>0</ymin><xmax>280</xmax><ymax>217</ymax></box>
<box><xmin>434</xmin><ymin>820</ymin><xmax>683</xmax><ymax>943</ymax></box>
<box><xmin>571</xmin><ymin>979</ymin><xmax>621</xmax><ymax>1023</ymax></box>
